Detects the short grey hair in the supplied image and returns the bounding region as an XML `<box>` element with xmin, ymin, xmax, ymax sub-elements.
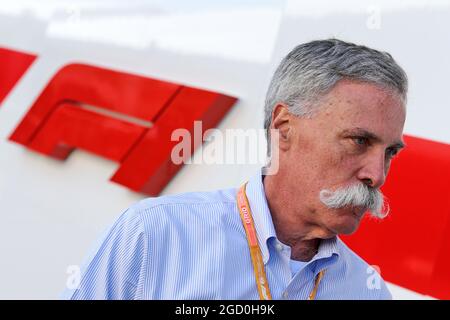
<box><xmin>264</xmin><ymin>38</ymin><xmax>408</xmax><ymax>154</ymax></box>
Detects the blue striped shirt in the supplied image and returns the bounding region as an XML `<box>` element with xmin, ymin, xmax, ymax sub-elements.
<box><xmin>62</xmin><ymin>170</ymin><xmax>392</xmax><ymax>300</ymax></box>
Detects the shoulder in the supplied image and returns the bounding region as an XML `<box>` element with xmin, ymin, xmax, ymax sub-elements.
<box><xmin>334</xmin><ymin>237</ymin><xmax>392</xmax><ymax>299</ymax></box>
<box><xmin>132</xmin><ymin>187</ymin><xmax>237</xmax><ymax>211</ymax></box>
<box><xmin>120</xmin><ymin>187</ymin><xmax>239</xmax><ymax>233</ymax></box>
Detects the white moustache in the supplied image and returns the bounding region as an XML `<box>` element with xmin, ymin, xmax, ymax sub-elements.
<box><xmin>319</xmin><ymin>183</ymin><xmax>389</xmax><ymax>219</ymax></box>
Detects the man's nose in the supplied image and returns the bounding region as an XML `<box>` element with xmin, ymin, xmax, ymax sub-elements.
<box><xmin>357</xmin><ymin>152</ymin><xmax>387</xmax><ymax>189</ymax></box>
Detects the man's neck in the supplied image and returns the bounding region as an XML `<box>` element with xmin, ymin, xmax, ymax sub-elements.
<box><xmin>263</xmin><ymin>174</ymin><xmax>324</xmax><ymax>262</ymax></box>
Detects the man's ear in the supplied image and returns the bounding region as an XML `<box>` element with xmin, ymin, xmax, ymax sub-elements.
<box><xmin>270</xmin><ymin>103</ymin><xmax>292</xmax><ymax>151</ymax></box>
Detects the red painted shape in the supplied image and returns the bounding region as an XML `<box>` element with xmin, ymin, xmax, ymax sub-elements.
<box><xmin>429</xmin><ymin>213</ymin><xmax>450</xmax><ymax>299</ymax></box>
<box><xmin>111</xmin><ymin>87</ymin><xmax>237</xmax><ymax>195</ymax></box>
<box><xmin>27</xmin><ymin>102</ymin><xmax>146</xmax><ymax>161</ymax></box>
<box><xmin>341</xmin><ymin>135</ymin><xmax>450</xmax><ymax>299</ymax></box>
<box><xmin>10</xmin><ymin>63</ymin><xmax>180</xmax><ymax>145</ymax></box>
<box><xmin>0</xmin><ymin>47</ymin><xmax>36</xmax><ymax>105</ymax></box>
<box><xmin>9</xmin><ymin>63</ymin><xmax>237</xmax><ymax>196</ymax></box>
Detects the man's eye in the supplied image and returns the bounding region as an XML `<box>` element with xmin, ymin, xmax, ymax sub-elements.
<box><xmin>352</xmin><ymin>136</ymin><xmax>368</xmax><ymax>146</ymax></box>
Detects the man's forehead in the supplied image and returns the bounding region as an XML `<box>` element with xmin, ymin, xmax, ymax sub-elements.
<box><xmin>320</xmin><ymin>80</ymin><xmax>405</xmax><ymax>115</ymax></box>
<box><xmin>317</xmin><ymin>81</ymin><xmax>406</xmax><ymax>138</ymax></box>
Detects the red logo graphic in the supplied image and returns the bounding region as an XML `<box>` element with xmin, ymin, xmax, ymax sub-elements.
<box><xmin>0</xmin><ymin>47</ymin><xmax>36</xmax><ymax>105</ymax></box>
<box><xmin>9</xmin><ymin>63</ymin><xmax>237</xmax><ymax>195</ymax></box>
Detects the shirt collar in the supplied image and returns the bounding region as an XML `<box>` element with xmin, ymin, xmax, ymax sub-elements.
<box><xmin>243</xmin><ymin>169</ymin><xmax>341</xmax><ymax>265</ymax></box>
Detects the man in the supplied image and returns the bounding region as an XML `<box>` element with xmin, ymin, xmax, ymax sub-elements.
<box><xmin>63</xmin><ymin>39</ymin><xmax>407</xmax><ymax>300</ymax></box>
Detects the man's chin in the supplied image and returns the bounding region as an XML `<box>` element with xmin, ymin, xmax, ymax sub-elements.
<box><xmin>336</xmin><ymin>223</ymin><xmax>361</xmax><ymax>235</ymax></box>
<box><xmin>329</xmin><ymin>208</ymin><xmax>366</xmax><ymax>235</ymax></box>
<box><xmin>326</xmin><ymin>221</ymin><xmax>360</xmax><ymax>236</ymax></box>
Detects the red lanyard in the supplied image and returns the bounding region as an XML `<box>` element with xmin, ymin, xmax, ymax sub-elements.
<box><xmin>237</xmin><ymin>182</ymin><xmax>325</xmax><ymax>300</ymax></box>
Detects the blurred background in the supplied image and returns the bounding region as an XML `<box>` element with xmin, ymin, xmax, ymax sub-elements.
<box><xmin>0</xmin><ymin>0</ymin><xmax>449</xmax><ymax>299</ymax></box>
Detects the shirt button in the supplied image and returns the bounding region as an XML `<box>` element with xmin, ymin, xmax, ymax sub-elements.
<box><xmin>282</xmin><ymin>291</ymin><xmax>288</xmax><ymax>299</ymax></box>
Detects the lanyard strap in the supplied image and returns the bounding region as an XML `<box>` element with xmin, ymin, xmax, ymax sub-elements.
<box><xmin>237</xmin><ymin>182</ymin><xmax>272</xmax><ymax>300</ymax></box>
<box><xmin>237</xmin><ymin>182</ymin><xmax>325</xmax><ymax>300</ymax></box>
